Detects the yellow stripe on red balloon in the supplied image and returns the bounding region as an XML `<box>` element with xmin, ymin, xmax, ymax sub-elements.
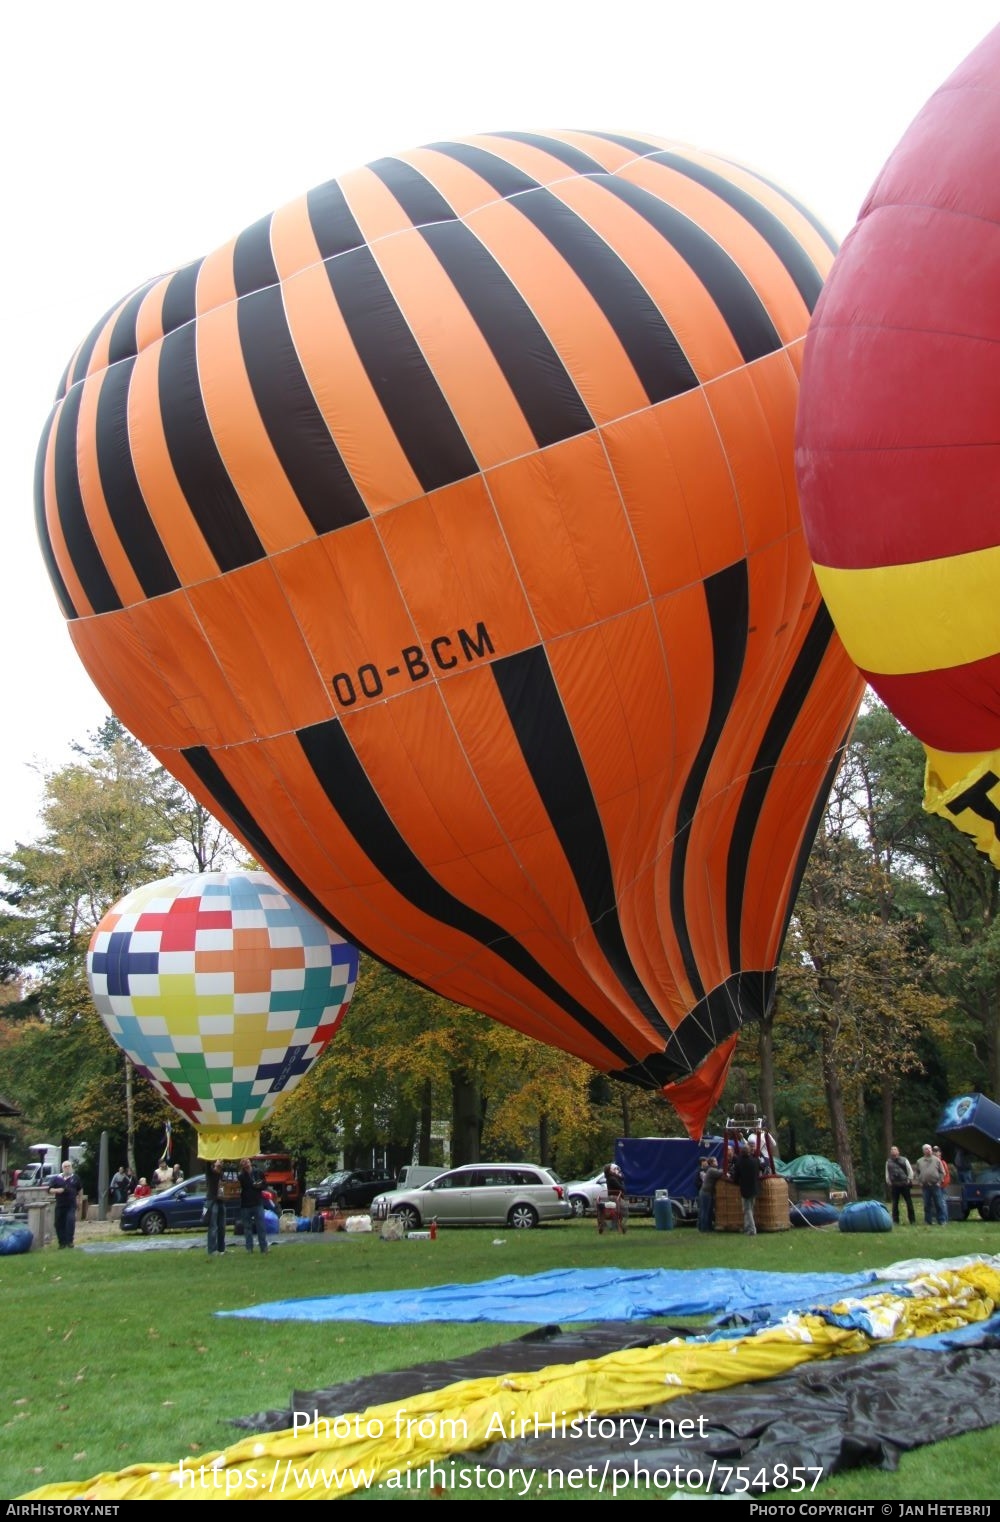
<box><xmin>812</xmin><ymin>544</ymin><xmax>1000</xmax><ymax>675</ymax></box>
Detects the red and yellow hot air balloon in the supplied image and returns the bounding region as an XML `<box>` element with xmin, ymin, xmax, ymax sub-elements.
<box><xmin>796</xmin><ymin>26</ymin><xmax>1000</xmax><ymax>868</ymax></box>
<box><xmin>36</xmin><ymin>130</ymin><xmax>864</xmax><ymax>1136</ymax></box>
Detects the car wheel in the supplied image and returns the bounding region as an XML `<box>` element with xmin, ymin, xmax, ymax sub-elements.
<box><xmin>336</xmin><ymin>1195</ymin><xmax>349</xmax><ymax>1211</ymax></box>
<box><xmin>978</xmin><ymin>1205</ymin><xmax>990</xmax><ymax>1220</ymax></box>
<box><xmin>140</xmin><ymin>1211</ymin><xmax>167</xmax><ymax>1236</ymax></box>
<box><xmin>508</xmin><ymin>1203</ymin><xmax>539</xmax><ymax>1230</ymax></box>
<box><xmin>569</xmin><ymin>1194</ymin><xmax>589</xmax><ymax>1218</ymax></box>
<box><xmin>990</xmin><ymin>1196</ymin><xmax>1000</xmax><ymax>1223</ymax></box>
<box><xmin>393</xmin><ymin>1205</ymin><xmax>421</xmax><ymax>1231</ymax></box>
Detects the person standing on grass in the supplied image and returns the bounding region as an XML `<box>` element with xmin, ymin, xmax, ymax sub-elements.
<box><xmin>885</xmin><ymin>1145</ymin><xmax>916</xmax><ymax>1225</ymax></box>
<box><xmin>732</xmin><ymin>1139</ymin><xmax>760</xmax><ymax>1236</ymax></box>
<box><xmin>915</xmin><ymin>1143</ymin><xmax>947</xmax><ymax>1225</ymax></box>
<box><xmin>48</xmin><ymin>1160</ymin><xmax>82</xmax><ymax>1248</ymax></box>
<box><xmin>238</xmin><ymin>1158</ymin><xmax>270</xmax><ymax>1254</ymax></box>
<box><xmin>205</xmin><ymin>1159</ymin><xmax>227</xmax><ymax>1255</ymax></box>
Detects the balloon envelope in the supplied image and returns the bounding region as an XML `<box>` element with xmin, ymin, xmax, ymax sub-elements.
<box><xmin>43</xmin><ymin>131</ymin><xmax>863</xmax><ymax>1135</ymax></box>
<box><xmin>87</xmin><ymin>871</ymin><xmax>359</xmax><ymax>1156</ymax></box>
<box><xmin>796</xmin><ymin>26</ymin><xmax>1000</xmax><ymax>867</ymax></box>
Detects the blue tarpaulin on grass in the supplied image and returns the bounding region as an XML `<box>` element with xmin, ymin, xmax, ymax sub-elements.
<box><xmin>216</xmin><ymin>1265</ymin><xmax>879</xmax><ymax>1325</ymax></box>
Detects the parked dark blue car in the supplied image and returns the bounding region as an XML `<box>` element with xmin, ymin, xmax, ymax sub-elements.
<box><xmin>120</xmin><ymin>1180</ymin><xmax>240</xmax><ymax>1235</ymax></box>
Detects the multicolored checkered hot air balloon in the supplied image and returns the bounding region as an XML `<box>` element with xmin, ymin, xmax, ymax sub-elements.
<box><xmin>796</xmin><ymin>25</ymin><xmax>1000</xmax><ymax>868</ymax></box>
<box><xmin>42</xmin><ymin>132</ymin><xmax>864</xmax><ymax>1138</ymax></box>
<box><xmin>87</xmin><ymin>871</ymin><xmax>359</xmax><ymax>1157</ymax></box>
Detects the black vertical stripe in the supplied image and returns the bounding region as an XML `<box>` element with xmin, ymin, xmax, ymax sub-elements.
<box><xmin>233</xmin><ymin>214</ymin><xmax>279</xmax><ymax>297</ymax></box>
<box><xmin>513</xmin><ymin>188</ymin><xmax>700</xmax><ymax>403</ymax></box>
<box><xmin>491</xmin><ymin>644</ymin><xmax>671</xmax><ymax>1039</ymax></box>
<box><xmin>236</xmin><ymin>284</ymin><xmax>369</xmax><ymax>533</ymax></box>
<box><xmin>371</xmin><ymin>159</ymin><xmax>593</xmax><ymax>445</ymax></box>
<box><xmin>369</xmin><ymin>158</ymin><xmax>457</xmax><ymax>226</ymax></box>
<box><xmin>322</xmin><ymin>246</ymin><xmax>478</xmax><ymax>493</ymax></box>
<box><xmin>181</xmin><ymin>747</ymin><xmax>353</xmax><ymax>933</ymax></box>
<box><xmin>160</xmin><ymin>260</ymin><xmax>202</xmax><ymax>336</ymax></box>
<box><xmin>52</xmin><ymin>383</ymin><xmax>122</xmax><ymax>614</ymax></box>
<box><xmin>597</xmin><ymin>176</ymin><xmax>783</xmax><ymax>363</ymax></box>
<box><xmin>306</xmin><ymin>179</ymin><xmax>367</xmax><ymax>260</ymax></box>
<box><xmin>96</xmin><ymin>356</ymin><xmax>180</xmax><ymax>598</ymax></box>
<box><xmin>493</xmin><ymin>131</ymin><xmax>607</xmax><ymax>175</ymax></box>
<box><xmin>427</xmin><ymin>142</ymin><xmax>702</xmax><ymax>404</ymax></box>
<box><xmin>718</xmin><ymin>160</ymin><xmax>839</xmax><ymax>256</ymax></box>
<box><xmin>648</xmin><ymin>151</ymin><xmax>825</xmax><ymax>313</ymax></box>
<box><xmin>421</xmin><ymin>220</ymin><xmax>594</xmax><ymax>448</ymax></box>
<box><xmin>158</xmin><ymin>323</ymin><xmax>265</xmax><ymax>571</ymax></box>
<box><xmin>297</xmin><ymin>715</ymin><xmax>635</xmax><ymax>1062</ymax></box>
<box><xmin>108</xmin><ymin>280</ymin><xmax>158</xmax><ymax>367</ymax></box>
<box><xmin>426</xmin><ymin>140</ymin><xmax>540</xmax><ymax>199</ymax></box>
<box><xmin>68</xmin><ymin>296</ymin><xmax>127</xmax><ymax>391</ymax></box>
<box><xmin>669</xmin><ymin>560</ymin><xmax>750</xmax><ymax>1002</ymax></box>
<box><xmin>725</xmin><ymin>605</ymin><xmax>836</xmax><ymax>971</ymax></box>
<box><xmin>593</xmin><ymin>134</ymin><xmax>827</xmax><ymax>312</ymax></box>
<box><xmin>784</xmin><ymin>724</ymin><xmax>854</xmax><ymax>942</ymax></box>
<box><xmin>34</xmin><ymin>411</ymin><xmax>77</xmax><ymax>619</ymax></box>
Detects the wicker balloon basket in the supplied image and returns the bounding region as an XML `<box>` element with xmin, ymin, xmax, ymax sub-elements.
<box><xmin>714</xmin><ymin>1174</ymin><xmax>790</xmax><ymax>1232</ymax></box>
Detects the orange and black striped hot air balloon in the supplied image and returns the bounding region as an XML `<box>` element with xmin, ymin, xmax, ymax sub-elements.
<box><xmin>35</xmin><ymin>131</ymin><xmax>864</xmax><ymax>1136</ymax></box>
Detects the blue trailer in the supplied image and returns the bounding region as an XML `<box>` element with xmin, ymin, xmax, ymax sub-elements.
<box><xmin>614</xmin><ymin>1136</ymin><xmax>724</xmax><ymax>1224</ymax></box>
<box><xmin>936</xmin><ymin>1093</ymin><xmax>1000</xmax><ymax>1221</ymax></box>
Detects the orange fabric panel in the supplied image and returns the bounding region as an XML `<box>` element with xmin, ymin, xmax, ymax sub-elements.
<box><xmin>552</xmin><ymin>173</ymin><xmax>744</xmax><ymax>384</ymax></box>
<box><xmin>134</xmin><ymin>275</ymin><xmax>169</xmax><ymax>352</ymax></box>
<box><xmin>466</xmin><ymin>195</ymin><xmax>647</xmax><ymax>427</ymax></box>
<box><xmin>688</xmin><ymin>149</ymin><xmax>838</xmax><ymax>280</ymax></box>
<box><xmin>41</xmin><ymin>403</ymin><xmax>94</xmax><ymax>618</ymax></box>
<box><xmin>70</xmin><ymin>611</ymin><xmax>205</xmax><ymax>750</ymax></box>
<box><xmin>270</xmin><ymin>525</ymin><xmax>421</xmax><ymax>716</ymax></box>
<box><xmin>127</xmin><ymin>340</ymin><xmax>219</xmax><ymax>584</ymax></box>
<box><xmin>269</xmin><ymin>193</ymin><xmax>323</xmax><ymax>284</ymax></box>
<box><xmin>618</xmin><ymin>154</ymin><xmax>819</xmax><ymax>345</ymax></box>
<box><xmin>486</xmin><ymin>433</ymin><xmax>646</xmax><ymax>638</ymax></box>
<box><xmin>84</xmin><ymin>294</ymin><xmax>131</xmax><ymax>382</ymax></box>
<box><xmin>372</xmin><ymin>227</ymin><xmax>539</xmax><ymax>470</ymax></box>
<box><xmin>401</xmin><ymin>145</ymin><xmax>511</xmax><ymax>218</ymax></box>
<box><xmin>702</xmin><ymin>353</ymin><xmax>799</xmax><ymax>560</ymax></box>
<box><xmin>664</xmin><ymin>1034</ymin><xmax>738</xmax><ymax>1137</ymax></box>
<box><xmin>185</xmin><ymin>560</ymin><xmax>335</xmax><ymax>739</ymax></box>
<box><xmin>375</xmin><ymin>475</ymin><xmax>538</xmax><ymax>662</ymax></box>
<box><xmin>279</xmin><ymin>259</ymin><xmax>421</xmax><ymax>514</ymax></box>
<box><xmin>194</xmin><ymin>299</ymin><xmax>318</xmax><ymax>553</ymax></box>
<box><xmin>196</xmin><ymin>237</ymin><xmax>238</xmax><ymax>317</ymax></box>
<box><xmin>74</xmin><ymin>370</ymin><xmax>146</xmax><ymax>608</ymax></box>
<box><xmin>602</xmin><ymin>393</ymin><xmax>746</xmax><ymax>596</ymax></box>
<box><xmin>125</xmin><ymin>591</ymin><xmax>251</xmax><ymax>746</ymax></box>
<box><xmin>338</xmin><ymin>164</ymin><xmax>418</xmax><ymax>244</ymax></box>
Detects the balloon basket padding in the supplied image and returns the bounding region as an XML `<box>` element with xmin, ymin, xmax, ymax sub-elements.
<box><xmin>715</xmin><ymin>1175</ymin><xmax>790</xmax><ymax>1232</ymax></box>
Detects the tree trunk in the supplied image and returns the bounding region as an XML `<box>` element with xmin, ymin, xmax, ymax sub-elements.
<box><xmin>450</xmin><ymin>1068</ymin><xmax>482</xmax><ymax>1165</ymax></box>
<box><xmin>881</xmin><ymin>1078</ymin><xmax>894</xmax><ymax>1171</ymax></box>
<box><xmin>757</xmin><ymin>1011</ymin><xmax>776</xmax><ymax>1138</ymax></box>
<box><xmin>539</xmin><ymin>1112</ymin><xmax>549</xmax><ymax>1167</ymax></box>
<box><xmin>620</xmin><ymin>1090</ymin><xmax>631</xmax><ymax>1138</ymax></box>
<box><xmin>821</xmin><ymin>1025</ymin><xmax>857</xmax><ymax>1197</ymax></box>
<box><xmin>418</xmin><ymin>1079</ymin><xmax>432</xmax><ymax>1166</ymax></box>
<box><xmin>125</xmin><ymin>1055</ymin><xmax>136</xmax><ymax>1173</ymax></box>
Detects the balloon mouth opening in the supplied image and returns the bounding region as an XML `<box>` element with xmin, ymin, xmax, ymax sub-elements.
<box><xmin>197</xmin><ymin>1124</ymin><xmax>262</xmax><ymax>1161</ymax></box>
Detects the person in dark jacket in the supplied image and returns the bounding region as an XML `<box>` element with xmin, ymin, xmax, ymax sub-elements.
<box><xmin>884</xmin><ymin>1146</ymin><xmax>915</xmax><ymax>1225</ymax></box>
<box><xmin>205</xmin><ymin>1159</ymin><xmax>227</xmax><ymax>1256</ymax></box>
<box><xmin>731</xmin><ymin>1141</ymin><xmax>760</xmax><ymax>1236</ymax></box>
<box><xmin>238</xmin><ymin>1158</ymin><xmax>270</xmax><ymax>1254</ymax></box>
<box><xmin>48</xmin><ymin>1160</ymin><xmax>82</xmax><ymax>1247</ymax></box>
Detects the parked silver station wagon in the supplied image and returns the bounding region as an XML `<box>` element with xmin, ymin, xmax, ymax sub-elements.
<box><xmin>371</xmin><ymin>1163</ymin><xmax>572</xmax><ymax>1230</ymax></box>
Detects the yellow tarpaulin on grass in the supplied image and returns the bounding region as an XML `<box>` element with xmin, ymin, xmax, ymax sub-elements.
<box><xmin>24</xmin><ymin>1262</ymin><xmax>1000</xmax><ymax>1501</ymax></box>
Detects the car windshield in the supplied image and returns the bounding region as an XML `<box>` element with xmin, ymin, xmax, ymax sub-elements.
<box><xmin>318</xmin><ymin>1172</ymin><xmax>350</xmax><ymax>1187</ymax></box>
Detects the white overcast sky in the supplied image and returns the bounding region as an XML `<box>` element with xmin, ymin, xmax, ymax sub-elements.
<box><xmin>1</xmin><ymin>1</ymin><xmax>995</xmax><ymax>851</ymax></box>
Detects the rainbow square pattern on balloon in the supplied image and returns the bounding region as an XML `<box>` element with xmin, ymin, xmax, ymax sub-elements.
<box><xmin>88</xmin><ymin>873</ymin><xmax>358</xmax><ymax>1127</ymax></box>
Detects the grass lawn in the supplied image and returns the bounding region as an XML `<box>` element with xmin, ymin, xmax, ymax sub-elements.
<box><xmin>1</xmin><ymin>1214</ymin><xmax>997</xmax><ymax>1500</ymax></box>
